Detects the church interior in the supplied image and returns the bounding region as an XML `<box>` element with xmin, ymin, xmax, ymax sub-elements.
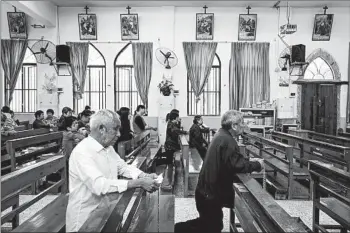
<box><xmin>1</xmin><ymin>0</ymin><xmax>350</xmax><ymax>232</ymax></box>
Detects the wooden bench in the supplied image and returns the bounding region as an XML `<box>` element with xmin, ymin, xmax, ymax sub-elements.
<box><xmin>272</xmin><ymin>131</ymin><xmax>350</xmax><ymax>171</ymax></box>
<box><xmin>289</xmin><ymin>129</ymin><xmax>350</xmax><ymax>147</ymax></box>
<box><xmin>231</xmin><ymin>173</ymin><xmax>310</xmax><ymax>233</ymax></box>
<box><xmin>118</xmin><ymin>130</ymin><xmax>151</xmax><ymax>161</ymax></box>
<box><xmin>2</xmin><ymin>132</ymin><xmax>63</xmax><ymax>175</ymax></box>
<box><xmin>309</xmin><ymin>160</ymin><xmax>350</xmax><ymax>232</ymax></box>
<box><xmin>179</xmin><ymin>135</ymin><xmax>190</xmax><ymax>197</ymax></box>
<box><xmin>339</xmin><ymin>131</ymin><xmax>350</xmax><ymax>139</ymax></box>
<box><xmin>14</xmin><ymin>126</ymin><xmax>26</xmax><ymax>131</ymax></box>
<box><xmin>1</xmin><ymin>128</ymin><xmax>51</xmax><ymax>145</ymax></box>
<box><xmin>1</xmin><ymin>155</ymin><xmax>66</xmax><ymax>230</ymax></box>
<box><xmin>13</xmin><ymin>155</ymin><xmax>149</xmax><ymax>233</ymax></box>
<box><xmin>242</xmin><ymin>132</ymin><xmax>309</xmax><ymax>199</ymax></box>
<box><xmin>18</xmin><ymin>121</ymin><xmax>30</xmax><ymax>129</ymax></box>
<box><xmin>78</xmin><ymin>156</ymin><xmax>175</xmax><ymax>233</ymax></box>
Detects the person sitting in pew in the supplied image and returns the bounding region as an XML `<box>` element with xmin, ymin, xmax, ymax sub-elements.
<box><xmin>133</xmin><ymin>105</ymin><xmax>157</xmax><ymax>135</ymax></box>
<box><xmin>189</xmin><ymin>115</ymin><xmax>209</xmax><ymax>160</ymax></box>
<box><xmin>9</xmin><ymin>110</ymin><xmax>20</xmax><ymax>126</ymax></box>
<box><xmin>116</xmin><ymin>107</ymin><xmax>134</xmax><ymax>143</ymax></box>
<box><xmin>1</xmin><ymin>112</ymin><xmax>16</xmax><ymax>136</ymax></box>
<box><xmin>175</xmin><ymin>110</ymin><xmax>264</xmax><ymax>233</ymax></box>
<box><xmin>45</xmin><ymin>108</ymin><xmax>58</xmax><ymax>126</ymax></box>
<box><xmin>57</xmin><ymin>107</ymin><xmax>73</xmax><ymax>131</ymax></box>
<box><xmin>63</xmin><ymin>116</ymin><xmax>86</xmax><ymax>160</ymax></box>
<box><xmin>33</xmin><ymin>110</ymin><xmax>53</xmax><ymax>129</ymax></box>
<box><xmin>66</xmin><ymin>109</ymin><xmax>160</xmax><ymax>232</ymax></box>
<box><xmin>1</xmin><ymin>106</ymin><xmax>17</xmax><ymax>128</ymax></box>
<box><xmin>77</xmin><ymin>109</ymin><xmax>92</xmax><ymax>133</ymax></box>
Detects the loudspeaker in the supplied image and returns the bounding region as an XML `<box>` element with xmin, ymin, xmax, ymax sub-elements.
<box><xmin>291</xmin><ymin>44</ymin><xmax>306</xmax><ymax>63</ymax></box>
<box><xmin>56</xmin><ymin>45</ymin><xmax>70</xmax><ymax>63</ymax></box>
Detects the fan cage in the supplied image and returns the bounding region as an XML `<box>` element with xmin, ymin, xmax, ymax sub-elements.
<box><xmin>289</xmin><ymin>62</ymin><xmax>309</xmax><ymax>76</ymax></box>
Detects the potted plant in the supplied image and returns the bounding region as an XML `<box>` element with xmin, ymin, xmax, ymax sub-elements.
<box><xmin>42</xmin><ymin>73</ymin><xmax>57</xmax><ymax>94</ymax></box>
<box><xmin>158</xmin><ymin>79</ymin><xmax>174</xmax><ymax>96</ymax></box>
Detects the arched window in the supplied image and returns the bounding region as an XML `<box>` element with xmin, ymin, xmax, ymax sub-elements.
<box><xmin>187</xmin><ymin>54</ymin><xmax>221</xmax><ymax>116</ymax></box>
<box><xmin>5</xmin><ymin>47</ymin><xmax>37</xmax><ymax>112</ymax></box>
<box><xmin>304</xmin><ymin>57</ymin><xmax>334</xmax><ymax>80</ymax></box>
<box><xmin>114</xmin><ymin>43</ymin><xmax>143</xmax><ymax>112</ymax></box>
<box><xmin>74</xmin><ymin>43</ymin><xmax>106</xmax><ymax>113</ymax></box>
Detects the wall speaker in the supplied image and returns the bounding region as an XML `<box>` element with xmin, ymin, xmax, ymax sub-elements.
<box><xmin>291</xmin><ymin>44</ymin><xmax>306</xmax><ymax>63</ymax></box>
<box><xmin>56</xmin><ymin>45</ymin><xmax>70</xmax><ymax>63</ymax></box>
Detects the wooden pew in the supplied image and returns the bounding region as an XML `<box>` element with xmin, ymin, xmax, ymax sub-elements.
<box><xmin>18</xmin><ymin>121</ymin><xmax>30</xmax><ymax>129</ymax></box>
<box><xmin>309</xmin><ymin>160</ymin><xmax>350</xmax><ymax>232</ymax></box>
<box><xmin>2</xmin><ymin>132</ymin><xmax>63</xmax><ymax>174</ymax></box>
<box><xmin>179</xmin><ymin>135</ymin><xmax>190</xmax><ymax>197</ymax></box>
<box><xmin>78</xmin><ymin>156</ymin><xmax>175</xmax><ymax>233</ymax></box>
<box><xmin>338</xmin><ymin>131</ymin><xmax>350</xmax><ymax>139</ymax></box>
<box><xmin>272</xmin><ymin>131</ymin><xmax>350</xmax><ymax>171</ymax></box>
<box><xmin>231</xmin><ymin>173</ymin><xmax>310</xmax><ymax>233</ymax></box>
<box><xmin>289</xmin><ymin>129</ymin><xmax>350</xmax><ymax>147</ymax></box>
<box><xmin>117</xmin><ymin>130</ymin><xmax>151</xmax><ymax>160</ymax></box>
<box><xmin>13</xmin><ymin>155</ymin><xmax>148</xmax><ymax>233</ymax></box>
<box><xmin>1</xmin><ymin>155</ymin><xmax>66</xmax><ymax>230</ymax></box>
<box><xmin>242</xmin><ymin>132</ymin><xmax>309</xmax><ymax>199</ymax></box>
<box><xmin>1</xmin><ymin>128</ymin><xmax>50</xmax><ymax>145</ymax></box>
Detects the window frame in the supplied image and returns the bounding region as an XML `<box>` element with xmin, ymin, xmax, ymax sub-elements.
<box><xmin>4</xmin><ymin>62</ymin><xmax>38</xmax><ymax>113</ymax></box>
<box><xmin>114</xmin><ymin>42</ymin><xmax>145</xmax><ymax>112</ymax></box>
<box><xmin>187</xmin><ymin>54</ymin><xmax>221</xmax><ymax>116</ymax></box>
<box><xmin>73</xmin><ymin>43</ymin><xmax>107</xmax><ymax>113</ymax></box>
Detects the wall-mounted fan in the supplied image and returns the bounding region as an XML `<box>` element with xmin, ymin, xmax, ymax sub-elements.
<box><xmin>155</xmin><ymin>48</ymin><xmax>178</xmax><ymax>69</ymax></box>
<box><xmin>278</xmin><ymin>47</ymin><xmax>291</xmax><ymax>71</ymax></box>
<box><xmin>31</xmin><ymin>39</ymin><xmax>56</xmax><ymax>64</ymax></box>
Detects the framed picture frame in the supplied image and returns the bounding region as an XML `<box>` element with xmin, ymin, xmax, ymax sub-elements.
<box><xmin>7</xmin><ymin>12</ymin><xmax>27</xmax><ymax>39</ymax></box>
<box><xmin>78</xmin><ymin>14</ymin><xmax>97</xmax><ymax>40</ymax></box>
<box><xmin>196</xmin><ymin>13</ymin><xmax>214</xmax><ymax>40</ymax></box>
<box><xmin>120</xmin><ymin>14</ymin><xmax>139</xmax><ymax>41</ymax></box>
<box><xmin>312</xmin><ymin>14</ymin><xmax>334</xmax><ymax>41</ymax></box>
<box><xmin>238</xmin><ymin>14</ymin><xmax>257</xmax><ymax>41</ymax></box>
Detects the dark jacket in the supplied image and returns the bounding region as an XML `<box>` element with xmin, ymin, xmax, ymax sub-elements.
<box><xmin>164</xmin><ymin>121</ymin><xmax>187</xmax><ymax>151</ymax></box>
<box><xmin>57</xmin><ymin>115</ymin><xmax>66</xmax><ymax>131</ymax></box>
<box><xmin>189</xmin><ymin>124</ymin><xmax>209</xmax><ymax>148</ymax></box>
<box><xmin>33</xmin><ymin>119</ymin><xmax>50</xmax><ymax>129</ymax></box>
<box><xmin>196</xmin><ymin>128</ymin><xmax>261</xmax><ymax>208</ymax></box>
<box><xmin>133</xmin><ymin>114</ymin><xmax>146</xmax><ymax>134</ymax></box>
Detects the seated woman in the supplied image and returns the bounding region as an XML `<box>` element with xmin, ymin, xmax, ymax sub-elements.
<box><xmin>114</xmin><ymin>107</ymin><xmax>134</xmax><ymax>150</ymax></box>
<box><xmin>162</xmin><ymin>111</ymin><xmax>187</xmax><ymax>190</ymax></box>
<box><xmin>33</xmin><ymin>110</ymin><xmax>53</xmax><ymax>129</ymax></box>
<box><xmin>45</xmin><ymin>109</ymin><xmax>58</xmax><ymax>126</ymax></box>
<box><xmin>9</xmin><ymin>110</ymin><xmax>20</xmax><ymax>126</ymax></box>
<box><xmin>189</xmin><ymin>115</ymin><xmax>210</xmax><ymax>160</ymax></box>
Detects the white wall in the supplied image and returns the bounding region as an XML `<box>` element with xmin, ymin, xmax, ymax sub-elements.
<box><xmin>1</xmin><ymin>3</ymin><xmax>350</xmax><ymax>128</ymax></box>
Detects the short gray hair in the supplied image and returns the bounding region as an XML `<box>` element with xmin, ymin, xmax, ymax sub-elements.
<box><xmin>90</xmin><ymin>109</ymin><xmax>120</xmax><ymax>132</ymax></box>
<box><xmin>221</xmin><ymin>110</ymin><xmax>243</xmax><ymax>129</ymax></box>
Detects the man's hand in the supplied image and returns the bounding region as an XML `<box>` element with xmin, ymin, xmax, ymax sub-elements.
<box><xmin>143</xmin><ymin>173</ymin><xmax>158</xmax><ymax>179</ymax></box>
<box><xmin>139</xmin><ymin>177</ymin><xmax>160</xmax><ymax>193</ymax></box>
<box><xmin>250</xmin><ymin>158</ymin><xmax>265</xmax><ymax>171</ymax></box>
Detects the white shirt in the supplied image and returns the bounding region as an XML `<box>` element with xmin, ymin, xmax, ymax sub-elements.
<box><xmin>65</xmin><ymin>136</ymin><xmax>143</xmax><ymax>232</ymax></box>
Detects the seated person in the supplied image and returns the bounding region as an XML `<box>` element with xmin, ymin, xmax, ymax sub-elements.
<box><xmin>85</xmin><ymin>105</ymin><xmax>91</xmax><ymax>111</ymax></box>
<box><xmin>33</xmin><ymin>110</ymin><xmax>52</xmax><ymax>129</ymax></box>
<box><xmin>57</xmin><ymin>107</ymin><xmax>73</xmax><ymax>131</ymax></box>
<box><xmin>66</xmin><ymin>109</ymin><xmax>160</xmax><ymax>232</ymax></box>
<box><xmin>9</xmin><ymin>110</ymin><xmax>20</xmax><ymax>126</ymax></box>
<box><xmin>116</xmin><ymin>107</ymin><xmax>133</xmax><ymax>143</ymax></box>
<box><xmin>1</xmin><ymin>112</ymin><xmax>16</xmax><ymax>136</ymax></box>
<box><xmin>189</xmin><ymin>115</ymin><xmax>210</xmax><ymax>160</ymax></box>
<box><xmin>45</xmin><ymin>109</ymin><xmax>58</xmax><ymax>126</ymax></box>
<box><xmin>77</xmin><ymin>110</ymin><xmax>92</xmax><ymax>132</ymax></box>
<box><xmin>63</xmin><ymin>116</ymin><xmax>86</xmax><ymax>161</ymax></box>
<box><xmin>133</xmin><ymin>105</ymin><xmax>157</xmax><ymax>134</ymax></box>
<box><xmin>1</xmin><ymin>106</ymin><xmax>17</xmax><ymax>128</ymax></box>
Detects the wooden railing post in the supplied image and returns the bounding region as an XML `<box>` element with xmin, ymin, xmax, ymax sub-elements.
<box><xmin>285</xmin><ymin>147</ymin><xmax>294</xmax><ymax>200</ymax></box>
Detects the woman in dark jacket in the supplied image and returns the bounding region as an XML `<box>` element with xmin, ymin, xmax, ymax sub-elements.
<box><xmin>162</xmin><ymin>111</ymin><xmax>187</xmax><ymax>190</ymax></box>
<box><xmin>115</xmin><ymin>107</ymin><xmax>133</xmax><ymax>148</ymax></box>
<box><xmin>189</xmin><ymin>115</ymin><xmax>210</xmax><ymax>160</ymax></box>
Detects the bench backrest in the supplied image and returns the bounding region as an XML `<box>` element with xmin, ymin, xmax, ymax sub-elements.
<box><xmin>234</xmin><ymin>174</ymin><xmax>309</xmax><ymax>232</ymax></box>
<box><xmin>18</xmin><ymin>121</ymin><xmax>30</xmax><ymax>129</ymax></box>
<box><xmin>273</xmin><ymin>131</ymin><xmax>350</xmax><ymax>169</ymax></box>
<box><xmin>14</xmin><ymin>125</ymin><xmax>26</xmax><ymax>131</ymax></box>
<box><xmin>78</xmin><ymin>156</ymin><xmax>148</xmax><ymax>232</ymax></box>
<box><xmin>338</xmin><ymin>132</ymin><xmax>350</xmax><ymax>139</ymax></box>
<box><xmin>242</xmin><ymin>132</ymin><xmax>294</xmax><ymax>163</ymax></box>
<box><xmin>5</xmin><ymin>132</ymin><xmax>63</xmax><ymax>171</ymax></box>
<box><xmin>289</xmin><ymin>129</ymin><xmax>350</xmax><ymax>147</ymax></box>
<box><xmin>1</xmin><ymin>155</ymin><xmax>66</xmax><ymax>226</ymax></box>
<box><xmin>1</xmin><ymin>128</ymin><xmax>50</xmax><ymax>143</ymax></box>
<box><xmin>117</xmin><ymin>130</ymin><xmax>151</xmax><ymax>160</ymax></box>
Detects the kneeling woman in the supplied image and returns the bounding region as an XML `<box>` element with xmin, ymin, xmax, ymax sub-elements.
<box><xmin>162</xmin><ymin>111</ymin><xmax>187</xmax><ymax>190</ymax></box>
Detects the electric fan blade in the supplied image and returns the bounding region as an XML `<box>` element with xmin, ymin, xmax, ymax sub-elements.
<box><xmin>34</xmin><ymin>52</ymin><xmax>42</xmax><ymax>55</ymax></box>
<box><xmin>168</xmin><ymin>56</ymin><xmax>174</xmax><ymax>59</ymax></box>
<box><xmin>160</xmin><ymin>50</ymin><xmax>166</xmax><ymax>57</ymax></box>
<box><xmin>45</xmin><ymin>53</ymin><xmax>53</xmax><ymax>63</ymax></box>
<box><xmin>164</xmin><ymin>58</ymin><xmax>168</xmax><ymax>64</ymax></box>
<box><xmin>45</xmin><ymin>42</ymin><xmax>49</xmax><ymax>50</ymax></box>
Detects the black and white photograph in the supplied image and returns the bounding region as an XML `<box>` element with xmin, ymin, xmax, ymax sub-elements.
<box><xmin>312</xmin><ymin>14</ymin><xmax>334</xmax><ymax>41</ymax></box>
<box><xmin>196</xmin><ymin>13</ymin><xmax>214</xmax><ymax>40</ymax></box>
<box><xmin>78</xmin><ymin>14</ymin><xmax>97</xmax><ymax>40</ymax></box>
<box><xmin>7</xmin><ymin>12</ymin><xmax>27</xmax><ymax>39</ymax></box>
<box><xmin>238</xmin><ymin>14</ymin><xmax>257</xmax><ymax>41</ymax></box>
<box><xmin>120</xmin><ymin>14</ymin><xmax>139</xmax><ymax>40</ymax></box>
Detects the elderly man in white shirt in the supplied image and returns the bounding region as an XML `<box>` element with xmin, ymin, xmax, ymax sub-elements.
<box><xmin>66</xmin><ymin>109</ymin><xmax>160</xmax><ymax>232</ymax></box>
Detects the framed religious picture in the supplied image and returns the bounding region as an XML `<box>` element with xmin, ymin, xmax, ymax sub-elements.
<box><xmin>78</xmin><ymin>14</ymin><xmax>97</xmax><ymax>40</ymax></box>
<box><xmin>312</xmin><ymin>14</ymin><xmax>334</xmax><ymax>41</ymax></box>
<box><xmin>196</xmin><ymin>13</ymin><xmax>214</xmax><ymax>40</ymax></box>
<box><xmin>238</xmin><ymin>14</ymin><xmax>257</xmax><ymax>41</ymax></box>
<box><xmin>7</xmin><ymin>12</ymin><xmax>27</xmax><ymax>39</ymax></box>
<box><xmin>120</xmin><ymin>14</ymin><xmax>139</xmax><ymax>40</ymax></box>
